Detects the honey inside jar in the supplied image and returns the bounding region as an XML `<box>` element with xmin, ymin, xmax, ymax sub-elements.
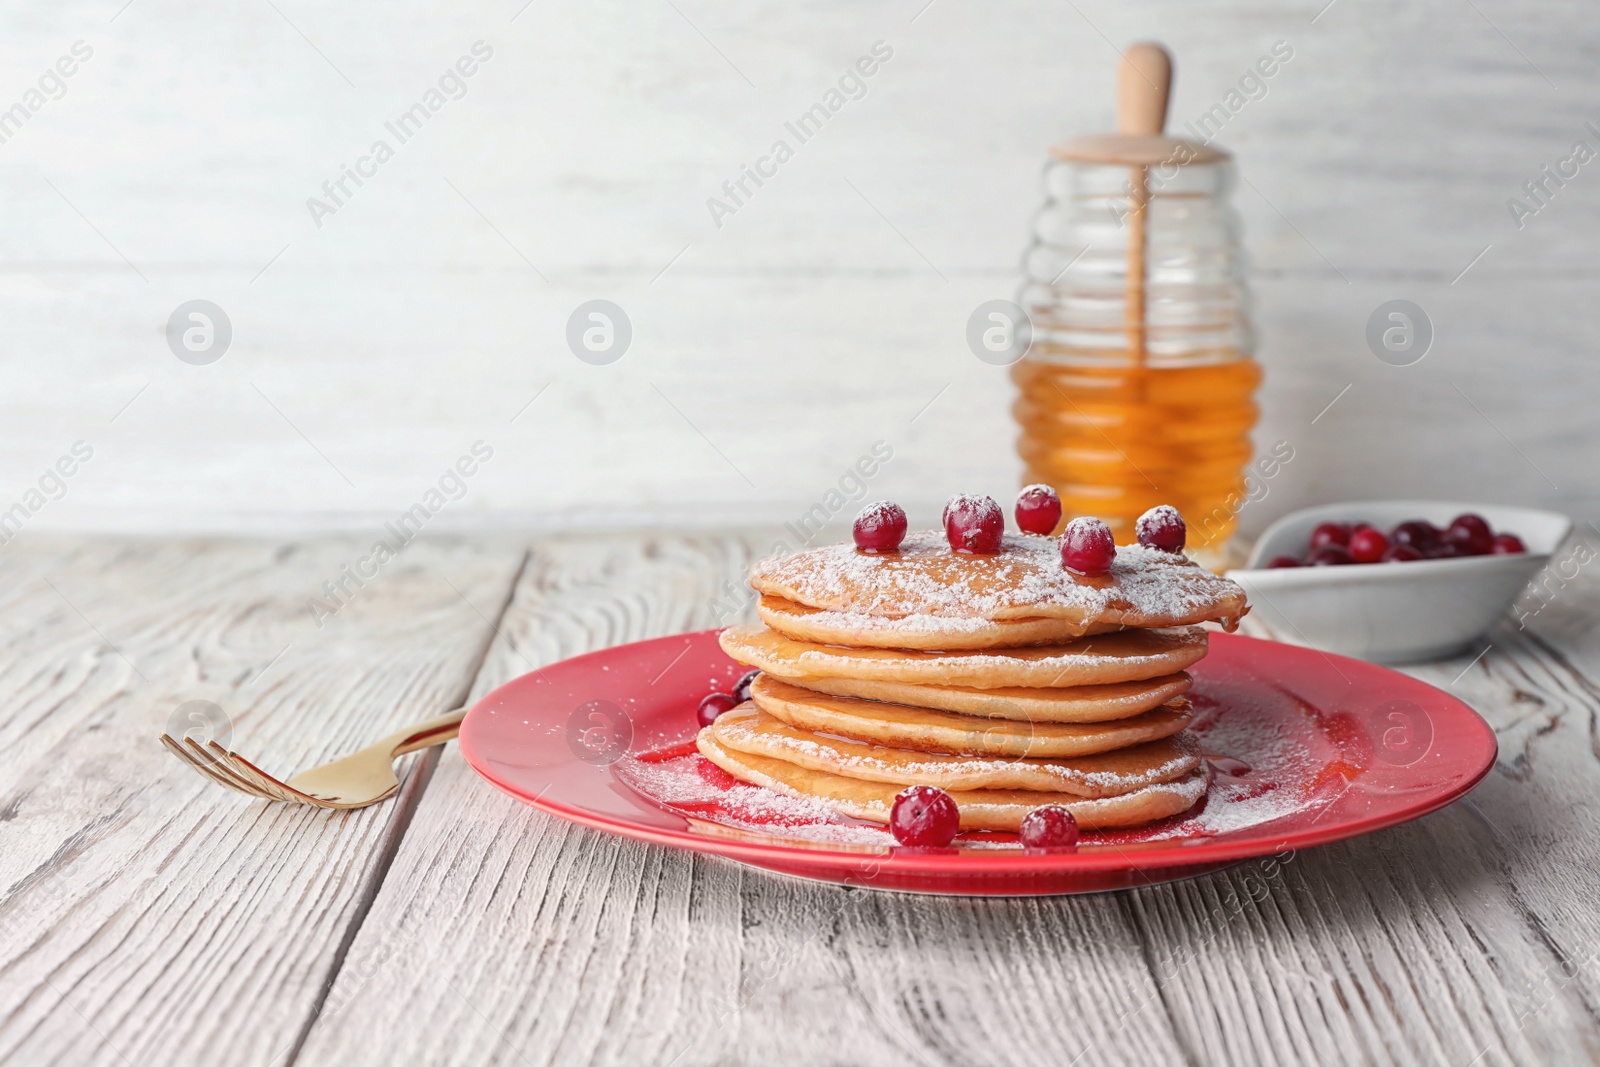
<box><xmin>1012</xmin><ymin>357</ymin><xmax>1261</xmax><ymax>552</ymax></box>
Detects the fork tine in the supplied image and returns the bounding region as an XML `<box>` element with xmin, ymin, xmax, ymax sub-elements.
<box><xmin>181</xmin><ymin>736</ymin><xmax>297</xmax><ymax>802</ymax></box>
<box><xmin>208</xmin><ymin>743</ymin><xmax>322</xmax><ymax>805</ymax></box>
<box><xmin>189</xmin><ymin>739</ymin><xmax>297</xmax><ymax>802</ymax></box>
<box><xmin>161</xmin><ymin>733</ymin><xmax>233</xmax><ymax>789</ymax></box>
<box><xmin>162</xmin><ymin>733</ymin><xmax>261</xmax><ymax>796</ymax></box>
<box><xmin>216</xmin><ymin>757</ymin><xmax>297</xmax><ymax>802</ymax></box>
<box><xmin>162</xmin><ymin>734</ymin><xmax>274</xmax><ymax>798</ymax></box>
<box><xmin>227</xmin><ymin>762</ymin><xmax>304</xmax><ymax>804</ymax></box>
<box><xmin>190</xmin><ymin>747</ymin><xmax>281</xmax><ymax>801</ymax></box>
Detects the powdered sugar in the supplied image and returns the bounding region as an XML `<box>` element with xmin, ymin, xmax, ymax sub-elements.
<box><xmin>1101</xmin><ymin>679</ymin><xmax>1332</xmax><ymax>843</ymax></box>
<box><xmin>615</xmin><ymin>750</ymin><xmax>892</xmax><ymax>845</ymax></box>
<box><xmin>750</xmin><ymin>531</ymin><xmax>1243</xmax><ymax>626</ymax></box>
<box><xmin>779</xmin><ymin>608</ymin><xmax>999</xmax><ymax>633</ymax></box>
<box><xmin>767</xmin><ymin>625</ymin><xmax>1207</xmax><ymax>688</ymax></box>
<box><xmin>714</xmin><ymin>714</ymin><xmax>1201</xmax><ymax>793</ymax></box>
<box><xmin>617</xmin><ymin>677</ymin><xmax>1332</xmax><ymax>850</ymax></box>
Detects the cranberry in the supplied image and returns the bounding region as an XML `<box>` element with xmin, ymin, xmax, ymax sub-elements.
<box><xmin>1267</xmin><ymin>555</ymin><xmax>1302</xmax><ymax>568</ymax></box>
<box><xmin>889</xmin><ymin>785</ymin><xmax>960</xmax><ymax>847</ymax></box>
<box><xmin>1491</xmin><ymin>533</ymin><xmax>1526</xmax><ymax>554</ymax></box>
<box><xmin>1309</xmin><ymin>522</ymin><xmax>1351</xmax><ymax>551</ymax></box>
<box><xmin>1448</xmin><ymin>513</ymin><xmax>1494</xmax><ymax>555</ymax></box>
<box><xmin>1309</xmin><ymin>544</ymin><xmax>1353</xmax><ymax>566</ymax></box>
<box><xmin>853</xmin><ymin>501</ymin><xmax>907</xmax><ymax>554</ymax></box>
<box><xmin>1428</xmin><ymin>540</ymin><xmax>1466</xmax><ymax>559</ymax></box>
<box><xmin>731</xmin><ymin>669</ymin><xmax>760</xmax><ymax>704</ymax></box>
<box><xmin>1383</xmin><ymin>544</ymin><xmax>1423</xmax><ymax>563</ymax></box>
<box><xmin>944</xmin><ymin>494</ymin><xmax>1004</xmax><ymax>554</ymax></box>
<box><xmin>696</xmin><ymin>692</ymin><xmax>738</xmax><ymax>728</ymax></box>
<box><xmin>1135</xmin><ymin>504</ymin><xmax>1186</xmax><ymax>553</ymax></box>
<box><xmin>1390</xmin><ymin>520</ymin><xmax>1440</xmax><ymax>552</ymax></box>
<box><xmin>1348</xmin><ymin>526</ymin><xmax>1389</xmax><ymax>564</ymax></box>
<box><xmin>1014</xmin><ymin>484</ymin><xmax>1062</xmax><ymax>535</ymax></box>
<box><xmin>1060</xmin><ymin>517</ymin><xmax>1116</xmax><ymax>576</ymax></box>
<box><xmin>1019</xmin><ymin>805</ymin><xmax>1080</xmax><ymax>849</ymax></box>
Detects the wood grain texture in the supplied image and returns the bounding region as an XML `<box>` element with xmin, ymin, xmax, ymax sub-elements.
<box><xmin>1230</xmin><ymin>578</ymin><xmax>1600</xmax><ymax>1065</ymax></box>
<box><xmin>0</xmin><ymin>536</ymin><xmax>526</xmax><ymax>1066</ymax></box>
<box><xmin>8</xmin><ymin>533</ymin><xmax>1600</xmax><ymax>1067</ymax></box>
<box><xmin>2</xmin><ymin>0</ymin><xmax>1597</xmax><ymax>534</ymax></box>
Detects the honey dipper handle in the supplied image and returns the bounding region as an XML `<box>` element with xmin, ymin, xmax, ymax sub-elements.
<box><xmin>1117</xmin><ymin>42</ymin><xmax>1172</xmax><ymax>135</ymax></box>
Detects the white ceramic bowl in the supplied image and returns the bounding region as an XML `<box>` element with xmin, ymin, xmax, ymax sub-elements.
<box><xmin>1225</xmin><ymin>501</ymin><xmax>1572</xmax><ymax>664</ymax></box>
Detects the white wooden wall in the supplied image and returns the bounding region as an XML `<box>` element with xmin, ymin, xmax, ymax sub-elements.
<box><xmin>1</xmin><ymin>0</ymin><xmax>1594</xmax><ymax>538</ymax></box>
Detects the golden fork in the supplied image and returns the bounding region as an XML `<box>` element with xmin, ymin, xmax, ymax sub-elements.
<box><xmin>159</xmin><ymin>708</ymin><xmax>466</xmax><ymax>809</ymax></box>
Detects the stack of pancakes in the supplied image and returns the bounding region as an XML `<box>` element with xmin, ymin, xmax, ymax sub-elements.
<box><xmin>699</xmin><ymin>531</ymin><xmax>1249</xmax><ymax>833</ymax></box>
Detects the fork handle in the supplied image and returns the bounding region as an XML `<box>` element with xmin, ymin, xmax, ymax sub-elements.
<box><xmin>384</xmin><ymin>708</ymin><xmax>468</xmax><ymax>757</ymax></box>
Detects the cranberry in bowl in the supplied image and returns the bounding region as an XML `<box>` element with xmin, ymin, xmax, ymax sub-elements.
<box><xmin>1227</xmin><ymin>500</ymin><xmax>1571</xmax><ymax>664</ymax></box>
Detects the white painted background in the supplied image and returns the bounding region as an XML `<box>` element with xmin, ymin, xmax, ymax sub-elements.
<box><xmin>1</xmin><ymin>0</ymin><xmax>1594</xmax><ymax>542</ymax></box>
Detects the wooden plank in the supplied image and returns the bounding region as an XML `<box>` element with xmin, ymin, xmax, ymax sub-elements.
<box><xmin>0</xmin><ymin>536</ymin><xmax>526</xmax><ymax>1067</ymax></box>
<box><xmin>1128</xmin><ymin>593</ymin><xmax>1600</xmax><ymax>1065</ymax></box>
<box><xmin>4</xmin><ymin>0</ymin><xmax>1595</xmax><ymax>534</ymax></box>
<box><xmin>18</xmin><ymin>273</ymin><xmax>1598</xmax><ymax>539</ymax></box>
<box><xmin>294</xmin><ymin>532</ymin><xmax>1196</xmax><ymax>1066</ymax></box>
<box><xmin>1124</xmin><ymin>803</ymin><xmax>1600</xmax><ymax>1065</ymax></box>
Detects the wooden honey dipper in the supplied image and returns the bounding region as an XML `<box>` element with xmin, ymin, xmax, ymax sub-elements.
<box><xmin>1117</xmin><ymin>42</ymin><xmax>1172</xmax><ymax>366</ymax></box>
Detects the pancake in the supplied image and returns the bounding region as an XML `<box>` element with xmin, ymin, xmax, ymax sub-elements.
<box><xmin>785</xmin><ymin>671</ymin><xmax>1192</xmax><ymax>723</ymax></box>
<box><xmin>757</xmin><ymin>595</ymin><xmax>1121</xmax><ymax>651</ymax></box>
<box><xmin>748</xmin><ymin>531</ymin><xmax>1248</xmax><ymax>649</ymax></box>
<box><xmin>720</xmin><ymin>623</ymin><xmax>1208</xmax><ymax>690</ymax></box>
<box><xmin>697</xmin><ymin>732</ymin><xmax>1210</xmax><ymax>832</ymax></box>
<box><xmin>706</xmin><ymin>704</ymin><xmax>1202</xmax><ymax>795</ymax></box>
<box><xmin>750</xmin><ymin>675</ymin><xmax>1192</xmax><ymax>757</ymax></box>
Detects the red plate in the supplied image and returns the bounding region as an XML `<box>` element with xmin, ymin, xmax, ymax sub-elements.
<box><xmin>459</xmin><ymin>630</ymin><xmax>1496</xmax><ymax>896</ymax></box>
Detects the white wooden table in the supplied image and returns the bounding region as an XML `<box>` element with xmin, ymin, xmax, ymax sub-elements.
<box><xmin>3</xmin><ymin>532</ymin><xmax>1597</xmax><ymax>1067</ymax></box>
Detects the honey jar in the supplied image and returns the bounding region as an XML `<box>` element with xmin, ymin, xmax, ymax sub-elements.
<box><xmin>1013</xmin><ymin>43</ymin><xmax>1260</xmax><ymax>564</ymax></box>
